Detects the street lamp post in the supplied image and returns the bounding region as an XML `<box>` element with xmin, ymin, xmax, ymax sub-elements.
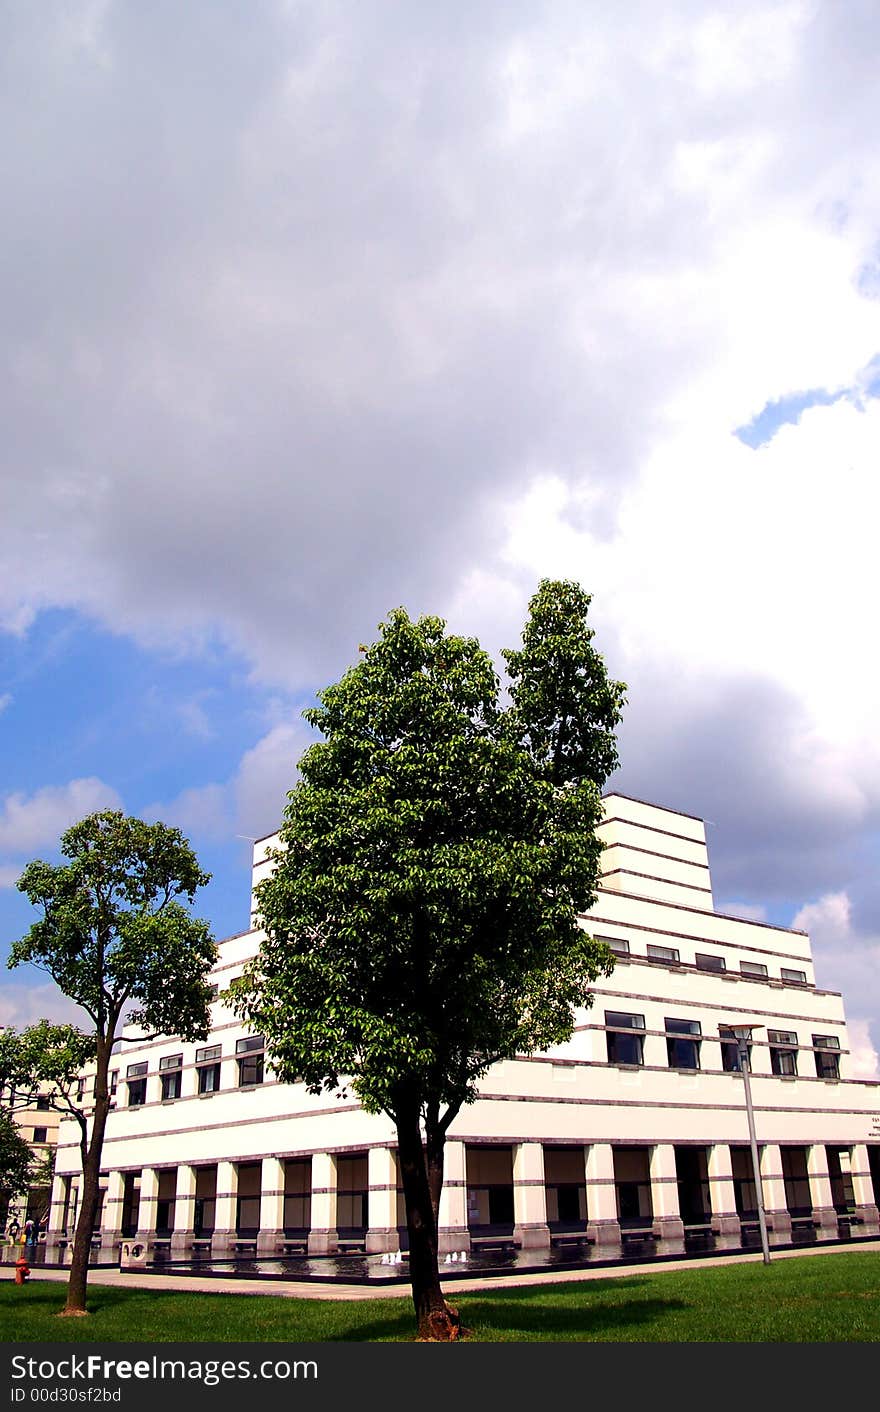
<box><xmin>721</xmin><ymin>1023</ymin><xmax>771</xmax><ymax>1266</ymax></box>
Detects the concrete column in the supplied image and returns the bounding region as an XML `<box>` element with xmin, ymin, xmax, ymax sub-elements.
<box><xmin>760</xmin><ymin>1145</ymin><xmax>791</xmax><ymax>1236</ymax></box>
<box><xmin>650</xmin><ymin>1144</ymin><xmax>684</xmax><ymax>1241</ymax></box>
<box><xmin>806</xmin><ymin>1145</ymin><xmax>837</xmax><ymax>1230</ymax></box>
<box><xmin>850</xmin><ymin>1145</ymin><xmax>880</xmax><ymax>1227</ymax></box>
<box><xmin>438</xmin><ymin>1140</ymin><xmax>470</xmax><ymax>1254</ymax></box>
<box><xmin>171</xmin><ymin>1165</ymin><xmax>197</xmax><ymax>1254</ymax></box>
<box><xmin>98</xmin><ymin>1169</ymin><xmax>126</xmax><ymax>1258</ymax></box>
<box><xmin>45</xmin><ymin>1173</ymin><xmax>69</xmax><ymax>1259</ymax></box>
<box><xmin>512</xmin><ymin>1142</ymin><xmax>549</xmax><ymax>1249</ymax></box>
<box><xmin>257</xmin><ymin>1157</ymin><xmax>286</xmax><ymax>1255</ymax></box>
<box><xmin>707</xmin><ymin>1144</ymin><xmax>740</xmax><ymax>1235</ymax></box>
<box><xmin>308</xmin><ymin>1151</ymin><xmax>338</xmax><ymax>1255</ymax></box>
<box><xmin>365</xmin><ymin>1147</ymin><xmax>399</xmax><ymax>1254</ymax></box>
<box><xmin>212</xmin><ymin>1160</ymin><xmax>238</xmax><ymax>1253</ymax></box>
<box><xmin>135</xmin><ymin>1168</ymin><xmax>160</xmax><ymax>1249</ymax></box>
<box><xmin>584</xmin><ymin>1143</ymin><xmax>620</xmax><ymax>1248</ymax></box>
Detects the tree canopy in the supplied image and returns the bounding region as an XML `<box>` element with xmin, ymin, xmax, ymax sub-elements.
<box><xmin>233</xmin><ymin>579</ymin><xmax>625</xmax><ymax>1338</ymax></box>
<box><xmin>0</xmin><ymin>1113</ymin><xmax>33</xmax><ymax>1218</ymax></box>
<box><xmin>9</xmin><ymin>811</ymin><xmax>216</xmax><ymax>1314</ymax></box>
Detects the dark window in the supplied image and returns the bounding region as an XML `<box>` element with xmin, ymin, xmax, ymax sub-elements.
<box><xmin>208</xmin><ymin>984</ymin><xmax>219</xmax><ymax>1000</ymax></box>
<box><xmin>647</xmin><ymin>944</ymin><xmax>680</xmax><ymax>964</ymax></box>
<box><xmin>826</xmin><ymin>1146</ymin><xmax>855</xmax><ymax>1213</ymax></box>
<box><xmin>781</xmin><ymin>967</ymin><xmax>807</xmax><ymax>985</ymax></box>
<box><xmin>35</xmin><ymin>1095</ymin><xmax>51</xmax><ymax>1111</ymax></box>
<box><xmin>665</xmin><ymin>1017</ymin><xmax>701</xmax><ymax>1069</ymax></box>
<box><xmin>605</xmin><ymin>1011</ymin><xmax>645</xmax><ymax>1066</ymax></box>
<box><xmin>126</xmin><ymin>1061</ymin><xmax>147</xmax><ymax>1107</ymax></box>
<box><xmin>161</xmin><ymin>1070</ymin><xmax>182</xmax><ymax>1101</ymax></box>
<box><xmin>768</xmin><ymin>1030</ymin><xmax>798</xmax><ymax>1076</ymax></box>
<box><xmin>721</xmin><ymin>1035</ymin><xmax>750</xmax><ymax>1072</ymax></box>
<box><xmin>740</xmin><ymin>960</ymin><xmax>768</xmax><ymax>979</ymax></box>
<box><xmin>196</xmin><ymin>1044</ymin><xmax>222</xmax><ymax>1093</ymax></box>
<box><xmin>197</xmin><ymin>1063</ymin><xmax>221</xmax><ymax>1094</ymax></box>
<box><xmin>236</xmin><ymin>1036</ymin><xmax>265</xmax><ymax>1087</ymax></box>
<box><xmin>695</xmin><ymin>953</ymin><xmax>725</xmax><ymax>973</ymax></box>
<box><xmin>813</xmin><ymin>1035</ymin><xmax>840</xmax><ymax>1080</ymax></box>
<box><xmin>76</xmin><ymin>1079</ymin><xmax>85</xmax><ymax>1103</ymax></box>
<box><xmin>159</xmin><ymin>1055</ymin><xmax>182</xmax><ymax>1099</ymax></box>
<box><xmin>32</xmin><ymin>1127</ymin><xmax>48</xmax><ymax>1144</ymax></box>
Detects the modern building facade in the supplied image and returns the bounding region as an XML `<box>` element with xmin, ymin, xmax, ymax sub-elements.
<box><xmin>1</xmin><ymin>1088</ymin><xmax>59</xmax><ymax>1236</ymax></box>
<box><xmin>46</xmin><ymin>794</ymin><xmax>880</xmax><ymax>1263</ymax></box>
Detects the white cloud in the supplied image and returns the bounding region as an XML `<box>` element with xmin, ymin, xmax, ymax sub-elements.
<box><xmin>146</xmin><ymin>716</ymin><xmax>316</xmax><ymax>851</ymax></box>
<box><xmin>0</xmin><ymin>982</ymin><xmax>90</xmax><ymax>1030</ymax></box>
<box><xmin>0</xmin><ymin>693</ymin><xmax>11</xmax><ymax>715</ymax></box>
<box><xmin>791</xmin><ymin>891</ymin><xmax>880</xmax><ymax>1080</ymax></box>
<box><xmin>234</xmin><ymin>720</ymin><xmax>315</xmax><ymax>840</ymax></box>
<box><xmin>0</xmin><ymin>778</ymin><xmax>122</xmax><ymax>856</ymax></box>
<box><xmin>717</xmin><ymin>901</ymin><xmax>768</xmax><ymax>924</ymax></box>
<box><xmin>142</xmin><ymin>784</ymin><xmax>230</xmax><ymax>842</ymax></box>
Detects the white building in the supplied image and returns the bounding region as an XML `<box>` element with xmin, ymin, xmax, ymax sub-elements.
<box><xmin>47</xmin><ymin>794</ymin><xmax>880</xmax><ymax>1264</ymax></box>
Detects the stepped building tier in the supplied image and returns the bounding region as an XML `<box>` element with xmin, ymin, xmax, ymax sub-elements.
<box><xmin>47</xmin><ymin>794</ymin><xmax>880</xmax><ymax>1262</ymax></box>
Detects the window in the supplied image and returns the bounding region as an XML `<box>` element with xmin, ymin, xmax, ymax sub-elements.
<box><xmin>35</xmin><ymin>1095</ymin><xmax>51</xmax><ymax>1111</ymax></box>
<box><xmin>665</xmin><ymin>1017</ymin><xmax>701</xmax><ymax>1070</ymax></box>
<box><xmin>720</xmin><ymin>1033</ymin><xmax>750</xmax><ymax>1072</ymax></box>
<box><xmin>813</xmin><ymin>1035</ymin><xmax>841</xmax><ymax>1080</ymax></box>
<box><xmin>196</xmin><ymin>1045</ymin><xmax>222</xmax><ymax>1095</ymax></box>
<box><xmin>647</xmin><ymin>944</ymin><xmax>680</xmax><ymax>965</ymax></box>
<box><xmin>75</xmin><ymin>1078</ymin><xmax>85</xmax><ymax>1104</ymax></box>
<box><xmin>781</xmin><ymin>967</ymin><xmax>807</xmax><ymax>985</ymax></box>
<box><xmin>208</xmin><ymin>984</ymin><xmax>219</xmax><ymax>1000</ymax></box>
<box><xmin>126</xmin><ymin>1061</ymin><xmax>148</xmax><ymax>1106</ymax></box>
<box><xmin>109</xmin><ymin>1071</ymin><xmax>118</xmax><ymax>1096</ymax></box>
<box><xmin>768</xmin><ymin>1030</ymin><xmax>798</xmax><ymax>1077</ymax></box>
<box><xmin>159</xmin><ymin>1053</ymin><xmax>183</xmax><ymax>1101</ymax></box>
<box><xmin>740</xmin><ymin>960</ymin><xmax>768</xmax><ymax>979</ymax></box>
<box><xmin>236</xmin><ymin>1035</ymin><xmax>265</xmax><ymax>1087</ymax></box>
<box><xmin>696</xmin><ymin>953</ymin><xmax>725</xmax><ymax>973</ymax></box>
<box><xmin>605</xmin><ymin>937</ymin><xmax>630</xmax><ymax>957</ymax></box>
<box><xmin>605</xmin><ymin>1011</ymin><xmax>645</xmax><ymax>1066</ymax></box>
<box><xmin>32</xmin><ymin>1127</ymin><xmax>48</xmax><ymax>1144</ymax></box>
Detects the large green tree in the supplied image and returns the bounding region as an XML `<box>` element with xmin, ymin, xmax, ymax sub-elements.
<box><xmin>9</xmin><ymin>813</ymin><xmax>216</xmax><ymax>1315</ymax></box>
<box><xmin>234</xmin><ymin>580</ymin><xmax>624</xmax><ymax>1339</ymax></box>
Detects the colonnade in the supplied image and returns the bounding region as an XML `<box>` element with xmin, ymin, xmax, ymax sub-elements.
<box><xmin>46</xmin><ymin>1140</ymin><xmax>880</xmax><ymax>1261</ymax></box>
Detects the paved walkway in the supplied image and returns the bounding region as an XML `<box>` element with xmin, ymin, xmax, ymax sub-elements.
<box><xmin>10</xmin><ymin>1239</ymin><xmax>880</xmax><ymax>1302</ymax></box>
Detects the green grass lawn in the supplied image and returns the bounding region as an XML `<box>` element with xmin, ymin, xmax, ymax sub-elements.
<box><xmin>3</xmin><ymin>1251</ymin><xmax>879</xmax><ymax>1342</ymax></box>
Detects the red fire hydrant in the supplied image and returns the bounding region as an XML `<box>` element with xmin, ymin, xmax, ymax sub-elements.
<box><xmin>14</xmin><ymin>1254</ymin><xmax>30</xmax><ymax>1285</ymax></box>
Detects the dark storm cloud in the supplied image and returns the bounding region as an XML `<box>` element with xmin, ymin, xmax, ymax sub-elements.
<box><xmin>613</xmin><ymin>669</ymin><xmax>880</xmax><ymax>904</ymax></box>
<box><xmin>0</xmin><ymin>0</ymin><xmax>767</xmax><ymax>681</ymax></box>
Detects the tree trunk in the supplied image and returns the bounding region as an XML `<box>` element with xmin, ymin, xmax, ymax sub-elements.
<box><xmin>424</xmin><ymin>1117</ymin><xmax>445</xmax><ymax>1228</ymax></box>
<box><xmin>62</xmin><ymin>1045</ymin><xmax>111</xmax><ymax>1316</ymax></box>
<box><xmin>395</xmin><ymin>1104</ymin><xmax>461</xmax><ymax>1341</ymax></box>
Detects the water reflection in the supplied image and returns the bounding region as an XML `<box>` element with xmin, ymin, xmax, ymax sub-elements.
<box><xmin>18</xmin><ymin>1217</ymin><xmax>877</xmax><ymax>1282</ymax></box>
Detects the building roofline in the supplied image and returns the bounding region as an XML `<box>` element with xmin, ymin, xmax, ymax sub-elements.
<box><xmin>590</xmin><ymin>885</ymin><xmax>808</xmax><ymax>936</ymax></box>
<box><xmin>601</xmin><ymin>791</ymin><xmax>704</xmax><ymax>824</ymax></box>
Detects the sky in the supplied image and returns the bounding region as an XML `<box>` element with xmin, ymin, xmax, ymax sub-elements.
<box><xmin>1</xmin><ymin>1</ymin><xmax>879</xmax><ymax>1074</ymax></box>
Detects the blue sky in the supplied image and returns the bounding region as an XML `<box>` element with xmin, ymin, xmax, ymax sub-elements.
<box><xmin>2</xmin><ymin>1</ymin><xmax>880</xmax><ymax>1074</ymax></box>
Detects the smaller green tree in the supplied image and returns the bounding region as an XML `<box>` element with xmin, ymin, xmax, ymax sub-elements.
<box><xmin>0</xmin><ymin>1021</ymin><xmax>97</xmax><ymax>1191</ymax></box>
<box><xmin>9</xmin><ymin>813</ymin><xmax>216</xmax><ymax>1315</ymax></box>
<box><xmin>0</xmin><ymin>1020</ymin><xmax>95</xmax><ymax>1239</ymax></box>
<box><xmin>0</xmin><ymin>1113</ymin><xmax>33</xmax><ymax>1228</ymax></box>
